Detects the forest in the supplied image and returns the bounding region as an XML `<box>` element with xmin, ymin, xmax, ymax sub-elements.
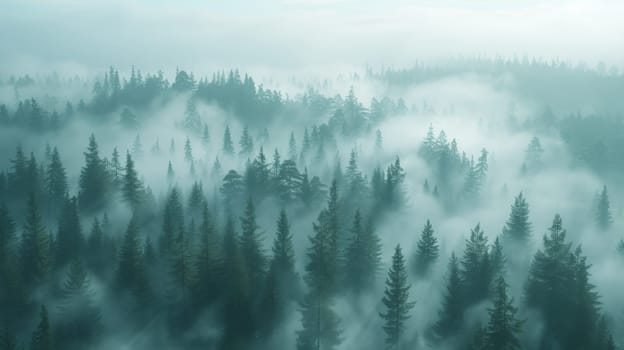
<box><xmin>0</xmin><ymin>57</ymin><xmax>623</xmax><ymax>350</ymax></box>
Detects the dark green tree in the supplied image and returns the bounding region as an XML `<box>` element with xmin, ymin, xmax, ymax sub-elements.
<box><xmin>223</xmin><ymin>125</ymin><xmax>234</xmax><ymax>156</ymax></box>
<box><xmin>412</xmin><ymin>220</ymin><xmax>439</xmax><ymax>277</ymax></box>
<box><xmin>594</xmin><ymin>185</ymin><xmax>613</xmax><ymax>231</ymax></box>
<box><xmin>296</xmin><ymin>209</ymin><xmax>341</xmax><ymax>350</ymax></box>
<box><xmin>55</xmin><ymin>196</ymin><xmax>84</xmax><ymax>267</ymax></box>
<box><xmin>122</xmin><ymin>153</ymin><xmax>143</xmax><ymax>210</ymax></box>
<box><xmin>380</xmin><ymin>245</ymin><xmax>415</xmax><ymax>349</ymax></box>
<box><xmin>460</xmin><ymin>223</ymin><xmax>491</xmax><ymax>305</ymax></box>
<box><xmin>45</xmin><ymin>147</ymin><xmax>67</xmax><ymax>211</ymax></box>
<box><xmin>502</xmin><ymin>192</ymin><xmax>531</xmax><ymax>243</ymax></box>
<box><xmin>78</xmin><ymin>134</ymin><xmax>109</xmax><ymax>212</ymax></box>
<box><xmin>20</xmin><ymin>194</ymin><xmax>50</xmax><ymax>286</ymax></box>
<box><xmin>344</xmin><ymin>209</ymin><xmax>381</xmax><ymax>293</ymax></box>
<box><xmin>115</xmin><ymin>216</ymin><xmax>150</xmax><ymax>304</ymax></box>
<box><xmin>485</xmin><ymin>277</ymin><xmax>523</xmax><ymax>350</ymax></box>
<box><xmin>193</xmin><ymin>202</ymin><xmax>220</xmax><ymax>306</ymax></box>
<box><xmin>239</xmin><ymin>125</ymin><xmax>254</xmax><ymax>157</ymax></box>
<box><xmin>239</xmin><ymin>197</ymin><xmax>266</xmax><ymax>289</ymax></box>
<box><xmin>30</xmin><ymin>305</ymin><xmax>52</xmax><ymax>350</ymax></box>
<box><xmin>434</xmin><ymin>253</ymin><xmax>463</xmax><ymax>338</ymax></box>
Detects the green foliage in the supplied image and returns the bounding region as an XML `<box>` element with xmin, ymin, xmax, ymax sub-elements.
<box><xmin>343</xmin><ymin>209</ymin><xmax>382</xmax><ymax>293</ymax></box>
<box><xmin>434</xmin><ymin>253</ymin><xmax>463</xmax><ymax>338</ymax></box>
<box><xmin>78</xmin><ymin>134</ymin><xmax>109</xmax><ymax>212</ymax></box>
<box><xmin>30</xmin><ymin>305</ymin><xmax>52</xmax><ymax>350</ymax></box>
<box><xmin>380</xmin><ymin>245</ymin><xmax>415</xmax><ymax>349</ymax></box>
<box><xmin>502</xmin><ymin>192</ymin><xmax>531</xmax><ymax>243</ymax></box>
<box><xmin>594</xmin><ymin>185</ymin><xmax>613</xmax><ymax>231</ymax></box>
<box><xmin>485</xmin><ymin>277</ymin><xmax>523</xmax><ymax>350</ymax></box>
<box><xmin>413</xmin><ymin>220</ymin><xmax>439</xmax><ymax>277</ymax></box>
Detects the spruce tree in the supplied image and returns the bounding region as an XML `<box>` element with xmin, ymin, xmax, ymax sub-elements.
<box><xmin>288</xmin><ymin>131</ymin><xmax>298</xmax><ymax>161</ymax></box>
<box><xmin>30</xmin><ymin>305</ymin><xmax>52</xmax><ymax>350</ymax></box>
<box><xmin>57</xmin><ymin>259</ymin><xmax>101</xmax><ymax>348</ymax></box>
<box><xmin>434</xmin><ymin>253</ymin><xmax>463</xmax><ymax>338</ymax></box>
<box><xmin>122</xmin><ymin>153</ymin><xmax>142</xmax><ymax>210</ymax></box>
<box><xmin>380</xmin><ymin>245</ymin><xmax>415</xmax><ymax>349</ymax></box>
<box><xmin>271</xmin><ymin>209</ymin><xmax>295</xmax><ymax>279</ymax></box>
<box><xmin>45</xmin><ymin>147</ymin><xmax>67</xmax><ymax>210</ymax></box>
<box><xmin>502</xmin><ymin>192</ymin><xmax>531</xmax><ymax>243</ymax></box>
<box><xmin>239</xmin><ymin>125</ymin><xmax>253</xmax><ymax>156</ymax></box>
<box><xmin>239</xmin><ymin>197</ymin><xmax>266</xmax><ymax>289</ymax></box>
<box><xmin>460</xmin><ymin>223</ymin><xmax>491</xmax><ymax>305</ymax></box>
<box><xmin>485</xmin><ymin>277</ymin><xmax>523</xmax><ymax>350</ymax></box>
<box><xmin>184</xmin><ymin>137</ymin><xmax>193</xmax><ymax>163</ymax></box>
<box><xmin>20</xmin><ymin>194</ymin><xmax>50</xmax><ymax>286</ymax></box>
<box><xmin>344</xmin><ymin>209</ymin><xmax>381</xmax><ymax>293</ymax></box>
<box><xmin>296</xmin><ymin>209</ymin><xmax>341</xmax><ymax>350</ymax></box>
<box><xmin>79</xmin><ymin>134</ymin><xmax>108</xmax><ymax>212</ymax></box>
<box><xmin>413</xmin><ymin>219</ymin><xmax>439</xmax><ymax>277</ymax></box>
<box><xmin>223</xmin><ymin>125</ymin><xmax>234</xmax><ymax>156</ymax></box>
<box><xmin>595</xmin><ymin>185</ymin><xmax>613</xmax><ymax>231</ymax></box>
<box><xmin>193</xmin><ymin>202</ymin><xmax>220</xmax><ymax>306</ymax></box>
<box><xmin>115</xmin><ymin>216</ymin><xmax>150</xmax><ymax>303</ymax></box>
<box><xmin>55</xmin><ymin>196</ymin><xmax>84</xmax><ymax>267</ymax></box>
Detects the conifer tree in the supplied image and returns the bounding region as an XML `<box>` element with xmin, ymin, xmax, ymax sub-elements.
<box><xmin>271</xmin><ymin>209</ymin><xmax>295</xmax><ymax>280</ymax></box>
<box><xmin>110</xmin><ymin>147</ymin><xmax>122</xmax><ymax>187</ymax></box>
<box><xmin>167</xmin><ymin>160</ymin><xmax>175</xmax><ymax>182</ymax></box>
<box><xmin>288</xmin><ymin>131</ymin><xmax>298</xmax><ymax>161</ymax></box>
<box><xmin>485</xmin><ymin>277</ymin><xmax>523</xmax><ymax>350</ymax></box>
<box><xmin>55</xmin><ymin>196</ymin><xmax>84</xmax><ymax>267</ymax></box>
<box><xmin>297</xmin><ymin>209</ymin><xmax>341</xmax><ymax>350</ymax></box>
<box><xmin>122</xmin><ymin>153</ymin><xmax>142</xmax><ymax>210</ymax></box>
<box><xmin>278</xmin><ymin>159</ymin><xmax>301</xmax><ymax>202</ymax></box>
<box><xmin>160</xmin><ymin>187</ymin><xmax>184</xmax><ymax>256</ymax></box>
<box><xmin>0</xmin><ymin>323</ymin><xmax>17</xmax><ymax>350</ymax></box>
<box><xmin>239</xmin><ymin>197</ymin><xmax>266</xmax><ymax>289</ymax></box>
<box><xmin>57</xmin><ymin>259</ymin><xmax>101</xmax><ymax>348</ymax></box>
<box><xmin>184</xmin><ymin>137</ymin><xmax>193</xmax><ymax>162</ymax></box>
<box><xmin>413</xmin><ymin>220</ymin><xmax>439</xmax><ymax>277</ymax></box>
<box><xmin>595</xmin><ymin>185</ymin><xmax>613</xmax><ymax>231</ymax></box>
<box><xmin>380</xmin><ymin>245</ymin><xmax>415</xmax><ymax>349</ymax></box>
<box><xmin>502</xmin><ymin>192</ymin><xmax>531</xmax><ymax>243</ymax></box>
<box><xmin>202</xmin><ymin>124</ymin><xmax>210</xmax><ymax>145</ymax></box>
<box><xmin>45</xmin><ymin>147</ymin><xmax>67</xmax><ymax>210</ymax></box>
<box><xmin>434</xmin><ymin>253</ymin><xmax>463</xmax><ymax>338</ymax></box>
<box><xmin>20</xmin><ymin>194</ymin><xmax>50</xmax><ymax>286</ymax></box>
<box><xmin>79</xmin><ymin>134</ymin><xmax>108</xmax><ymax>212</ymax></box>
<box><xmin>193</xmin><ymin>202</ymin><xmax>220</xmax><ymax>306</ymax></box>
<box><xmin>223</xmin><ymin>125</ymin><xmax>234</xmax><ymax>156</ymax></box>
<box><xmin>344</xmin><ymin>209</ymin><xmax>381</xmax><ymax>293</ymax></box>
<box><xmin>460</xmin><ymin>223</ymin><xmax>491</xmax><ymax>305</ymax></box>
<box><xmin>239</xmin><ymin>125</ymin><xmax>253</xmax><ymax>156</ymax></box>
<box><xmin>30</xmin><ymin>305</ymin><xmax>52</xmax><ymax>350</ymax></box>
<box><xmin>132</xmin><ymin>134</ymin><xmax>143</xmax><ymax>159</ymax></box>
<box><xmin>115</xmin><ymin>216</ymin><xmax>150</xmax><ymax>303</ymax></box>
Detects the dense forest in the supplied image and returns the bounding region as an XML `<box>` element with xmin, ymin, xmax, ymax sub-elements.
<box><xmin>0</xmin><ymin>59</ymin><xmax>623</xmax><ymax>350</ymax></box>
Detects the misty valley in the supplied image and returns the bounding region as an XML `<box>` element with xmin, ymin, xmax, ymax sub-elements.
<box><xmin>0</xmin><ymin>60</ymin><xmax>623</xmax><ymax>350</ymax></box>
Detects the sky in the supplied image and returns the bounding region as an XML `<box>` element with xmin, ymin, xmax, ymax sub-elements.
<box><xmin>1</xmin><ymin>0</ymin><xmax>623</xmax><ymax>77</ymax></box>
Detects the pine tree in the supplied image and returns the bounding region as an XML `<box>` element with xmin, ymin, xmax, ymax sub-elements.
<box><xmin>57</xmin><ymin>259</ymin><xmax>101</xmax><ymax>348</ymax></box>
<box><xmin>193</xmin><ymin>202</ymin><xmax>220</xmax><ymax>306</ymax></box>
<box><xmin>79</xmin><ymin>134</ymin><xmax>109</xmax><ymax>212</ymax></box>
<box><xmin>55</xmin><ymin>196</ymin><xmax>84</xmax><ymax>267</ymax></box>
<box><xmin>297</xmin><ymin>209</ymin><xmax>341</xmax><ymax>350</ymax></box>
<box><xmin>115</xmin><ymin>216</ymin><xmax>150</xmax><ymax>303</ymax></box>
<box><xmin>594</xmin><ymin>185</ymin><xmax>613</xmax><ymax>231</ymax></box>
<box><xmin>344</xmin><ymin>149</ymin><xmax>367</xmax><ymax>203</ymax></box>
<box><xmin>375</xmin><ymin>129</ymin><xmax>383</xmax><ymax>151</ymax></box>
<box><xmin>460</xmin><ymin>223</ymin><xmax>491</xmax><ymax>305</ymax></box>
<box><xmin>160</xmin><ymin>187</ymin><xmax>184</xmax><ymax>256</ymax></box>
<box><xmin>278</xmin><ymin>159</ymin><xmax>301</xmax><ymax>202</ymax></box>
<box><xmin>239</xmin><ymin>125</ymin><xmax>253</xmax><ymax>156</ymax></box>
<box><xmin>485</xmin><ymin>277</ymin><xmax>523</xmax><ymax>350</ymax></box>
<box><xmin>184</xmin><ymin>137</ymin><xmax>193</xmax><ymax>162</ymax></box>
<box><xmin>110</xmin><ymin>147</ymin><xmax>122</xmax><ymax>187</ymax></box>
<box><xmin>202</xmin><ymin>124</ymin><xmax>210</xmax><ymax>145</ymax></box>
<box><xmin>239</xmin><ymin>197</ymin><xmax>266</xmax><ymax>289</ymax></box>
<box><xmin>223</xmin><ymin>125</ymin><xmax>234</xmax><ymax>156</ymax></box>
<box><xmin>288</xmin><ymin>131</ymin><xmax>298</xmax><ymax>161</ymax></box>
<box><xmin>413</xmin><ymin>220</ymin><xmax>439</xmax><ymax>277</ymax></box>
<box><xmin>380</xmin><ymin>245</ymin><xmax>415</xmax><ymax>349</ymax></box>
<box><xmin>30</xmin><ymin>305</ymin><xmax>52</xmax><ymax>350</ymax></box>
<box><xmin>20</xmin><ymin>194</ymin><xmax>50</xmax><ymax>286</ymax></box>
<box><xmin>122</xmin><ymin>153</ymin><xmax>142</xmax><ymax>210</ymax></box>
<box><xmin>167</xmin><ymin>161</ymin><xmax>175</xmax><ymax>182</ymax></box>
<box><xmin>221</xmin><ymin>170</ymin><xmax>244</xmax><ymax>209</ymax></box>
<box><xmin>271</xmin><ymin>209</ymin><xmax>295</xmax><ymax>279</ymax></box>
<box><xmin>502</xmin><ymin>192</ymin><xmax>531</xmax><ymax>243</ymax></box>
<box><xmin>434</xmin><ymin>253</ymin><xmax>463</xmax><ymax>338</ymax></box>
<box><xmin>45</xmin><ymin>147</ymin><xmax>67</xmax><ymax>210</ymax></box>
<box><xmin>344</xmin><ymin>209</ymin><xmax>381</xmax><ymax>293</ymax></box>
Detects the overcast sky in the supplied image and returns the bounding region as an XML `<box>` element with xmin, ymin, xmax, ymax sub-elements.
<box><xmin>1</xmin><ymin>0</ymin><xmax>622</xmax><ymax>76</ymax></box>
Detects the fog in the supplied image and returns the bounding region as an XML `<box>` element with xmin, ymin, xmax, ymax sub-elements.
<box><xmin>1</xmin><ymin>1</ymin><xmax>623</xmax><ymax>350</ymax></box>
